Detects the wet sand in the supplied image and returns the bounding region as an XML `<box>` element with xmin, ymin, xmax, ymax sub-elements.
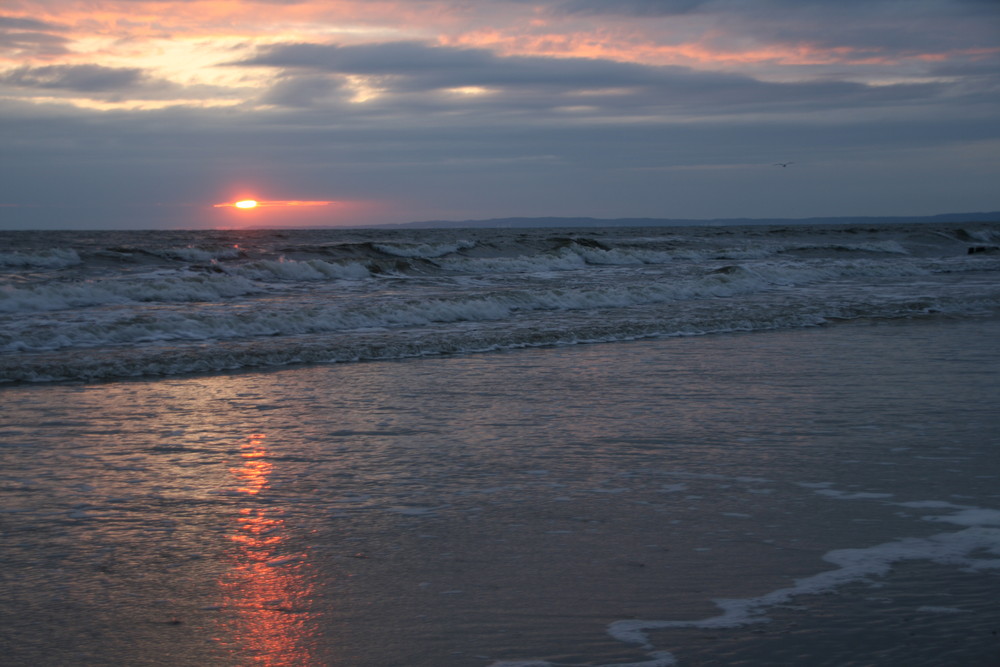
<box><xmin>2</xmin><ymin>318</ymin><xmax>999</xmax><ymax>665</ymax></box>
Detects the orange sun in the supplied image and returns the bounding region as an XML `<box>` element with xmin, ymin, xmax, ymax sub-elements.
<box><xmin>214</xmin><ymin>199</ymin><xmax>334</xmax><ymax>209</ymax></box>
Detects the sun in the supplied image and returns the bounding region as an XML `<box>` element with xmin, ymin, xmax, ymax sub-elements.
<box><xmin>214</xmin><ymin>198</ymin><xmax>335</xmax><ymax>209</ymax></box>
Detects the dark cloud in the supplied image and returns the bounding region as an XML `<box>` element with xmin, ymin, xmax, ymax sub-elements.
<box><xmin>1</xmin><ymin>64</ymin><xmax>146</xmax><ymax>92</ymax></box>
<box><xmin>3</xmin><ymin>76</ymin><xmax>993</xmax><ymax>172</ymax></box>
<box><xmin>554</xmin><ymin>0</ymin><xmax>711</xmax><ymax>16</ymax></box>
<box><xmin>241</xmin><ymin>40</ymin><xmax>952</xmax><ymax>117</ymax></box>
<box><xmin>0</xmin><ymin>31</ymin><xmax>70</xmax><ymax>56</ymax></box>
<box><xmin>241</xmin><ymin>41</ymin><xmax>498</xmax><ymax>77</ymax></box>
<box><xmin>551</xmin><ymin>0</ymin><xmax>995</xmax><ymax>17</ymax></box>
<box><xmin>241</xmin><ymin>41</ymin><xmax>668</xmax><ymax>104</ymax></box>
<box><xmin>0</xmin><ymin>16</ymin><xmax>67</xmax><ymax>31</ymax></box>
<box><xmin>929</xmin><ymin>55</ymin><xmax>1000</xmax><ymax>81</ymax></box>
<box><xmin>547</xmin><ymin>0</ymin><xmax>1000</xmax><ymax>56</ymax></box>
<box><xmin>0</xmin><ymin>15</ymin><xmax>71</xmax><ymax>58</ymax></box>
<box><xmin>734</xmin><ymin>1</ymin><xmax>999</xmax><ymax>54</ymax></box>
<box><xmin>261</xmin><ymin>74</ymin><xmax>344</xmax><ymax>107</ymax></box>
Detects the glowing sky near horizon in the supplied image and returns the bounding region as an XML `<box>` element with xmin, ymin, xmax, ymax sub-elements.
<box><xmin>1</xmin><ymin>0</ymin><xmax>998</xmax><ymax>228</ymax></box>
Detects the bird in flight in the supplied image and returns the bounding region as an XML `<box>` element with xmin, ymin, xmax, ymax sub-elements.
<box><xmin>774</xmin><ymin>162</ymin><xmax>794</xmax><ymax>167</ymax></box>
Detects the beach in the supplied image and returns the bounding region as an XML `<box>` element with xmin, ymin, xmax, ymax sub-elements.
<box><xmin>2</xmin><ymin>316</ymin><xmax>999</xmax><ymax>666</ymax></box>
<box><xmin>6</xmin><ymin>0</ymin><xmax>1000</xmax><ymax>660</ymax></box>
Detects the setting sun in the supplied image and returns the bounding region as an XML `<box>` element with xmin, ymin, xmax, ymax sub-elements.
<box><xmin>214</xmin><ymin>199</ymin><xmax>335</xmax><ymax>209</ymax></box>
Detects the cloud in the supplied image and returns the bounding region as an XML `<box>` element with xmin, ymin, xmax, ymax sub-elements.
<box><xmin>0</xmin><ymin>14</ymin><xmax>71</xmax><ymax>58</ymax></box>
<box><xmin>242</xmin><ymin>41</ymin><xmax>498</xmax><ymax>77</ymax></box>
<box><xmin>552</xmin><ymin>0</ymin><xmax>998</xmax><ymax>16</ymax></box>
<box><xmin>0</xmin><ymin>16</ymin><xmax>67</xmax><ymax>31</ymax></box>
<box><xmin>1</xmin><ymin>65</ymin><xmax>147</xmax><ymax>92</ymax></box>
<box><xmin>261</xmin><ymin>74</ymin><xmax>344</xmax><ymax>107</ymax></box>
<box><xmin>554</xmin><ymin>0</ymin><xmax>712</xmax><ymax>16</ymax></box>
<box><xmin>0</xmin><ymin>1</ymin><xmax>997</xmax><ymax>227</ymax></box>
<box><xmin>0</xmin><ymin>63</ymin><xmax>243</xmax><ymax>107</ymax></box>
<box><xmin>240</xmin><ymin>40</ymin><xmax>673</xmax><ymax>108</ymax></box>
<box><xmin>543</xmin><ymin>0</ymin><xmax>1000</xmax><ymax>62</ymax></box>
<box><xmin>3</xmin><ymin>91</ymin><xmax>999</xmax><ymax>228</ymax></box>
<box><xmin>239</xmin><ymin>39</ymin><xmax>952</xmax><ymax>119</ymax></box>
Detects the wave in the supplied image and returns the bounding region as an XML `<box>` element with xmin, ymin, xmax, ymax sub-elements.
<box><xmin>227</xmin><ymin>257</ymin><xmax>373</xmax><ymax>282</ymax></box>
<box><xmin>3</xmin><ymin>223</ymin><xmax>999</xmax><ymax>384</ymax></box>
<box><xmin>371</xmin><ymin>239</ymin><xmax>477</xmax><ymax>258</ymax></box>
<box><xmin>0</xmin><ymin>248</ymin><xmax>82</xmax><ymax>269</ymax></box>
<box><xmin>5</xmin><ymin>286</ymin><xmax>996</xmax><ymax>384</ymax></box>
<box><xmin>2</xmin><ymin>257</ymin><xmax>990</xmax><ymax>355</ymax></box>
<box><xmin>157</xmin><ymin>245</ymin><xmax>244</xmax><ymax>262</ymax></box>
<box><xmin>99</xmin><ymin>244</ymin><xmax>246</xmax><ymax>264</ymax></box>
<box><xmin>949</xmin><ymin>227</ymin><xmax>1000</xmax><ymax>244</ymax></box>
<box><xmin>433</xmin><ymin>239</ymin><xmax>913</xmax><ymax>274</ymax></box>
<box><xmin>784</xmin><ymin>240</ymin><xmax>911</xmax><ymax>255</ymax></box>
<box><xmin>0</xmin><ymin>258</ymin><xmax>381</xmax><ymax>314</ymax></box>
<box><xmin>437</xmin><ymin>248</ymin><xmax>589</xmax><ymax>273</ymax></box>
<box><xmin>0</xmin><ymin>272</ymin><xmax>262</xmax><ymax>313</ymax></box>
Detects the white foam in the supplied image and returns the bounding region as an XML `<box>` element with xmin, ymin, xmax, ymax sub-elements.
<box><xmin>573</xmin><ymin>245</ymin><xmax>678</xmax><ymax>266</ymax></box>
<box><xmin>917</xmin><ymin>605</ymin><xmax>968</xmax><ymax>614</ymax></box>
<box><xmin>456</xmin><ymin>487</ymin><xmax>974</xmax><ymax>667</ymax></box>
<box><xmin>611</xmin><ymin>523</ymin><xmax>1000</xmax><ymax>645</ymax></box>
<box><xmin>922</xmin><ymin>508</ymin><xmax>1000</xmax><ymax>526</ymax></box>
<box><xmin>6</xmin><ymin>224</ymin><xmax>1000</xmax><ymax>383</ymax></box>
<box><xmin>965</xmin><ymin>228</ymin><xmax>1000</xmax><ymax>243</ymax></box>
<box><xmin>7</xmin><ymin>267</ymin><xmax>829</xmax><ymax>352</ymax></box>
<box><xmin>372</xmin><ymin>239</ymin><xmax>476</xmax><ymax>258</ymax></box>
<box><xmin>898</xmin><ymin>500</ymin><xmax>965</xmax><ymax>509</ymax></box>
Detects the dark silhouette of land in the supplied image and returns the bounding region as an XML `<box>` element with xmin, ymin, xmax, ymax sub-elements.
<box><xmin>375</xmin><ymin>211</ymin><xmax>1000</xmax><ymax>229</ymax></box>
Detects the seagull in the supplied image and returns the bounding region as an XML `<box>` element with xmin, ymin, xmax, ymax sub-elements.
<box><xmin>774</xmin><ymin>162</ymin><xmax>794</xmax><ymax>167</ymax></box>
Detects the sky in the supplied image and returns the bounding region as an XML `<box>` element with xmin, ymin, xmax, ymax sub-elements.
<box><xmin>1</xmin><ymin>0</ymin><xmax>999</xmax><ymax>229</ymax></box>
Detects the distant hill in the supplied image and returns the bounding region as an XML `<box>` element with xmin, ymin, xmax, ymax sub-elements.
<box><xmin>377</xmin><ymin>211</ymin><xmax>1000</xmax><ymax>230</ymax></box>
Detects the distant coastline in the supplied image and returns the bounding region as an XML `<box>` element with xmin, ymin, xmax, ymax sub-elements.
<box><xmin>374</xmin><ymin>211</ymin><xmax>1000</xmax><ymax>230</ymax></box>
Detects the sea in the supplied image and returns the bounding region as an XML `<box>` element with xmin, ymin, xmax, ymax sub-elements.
<box><xmin>1</xmin><ymin>222</ymin><xmax>999</xmax><ymax>665</ymax></box>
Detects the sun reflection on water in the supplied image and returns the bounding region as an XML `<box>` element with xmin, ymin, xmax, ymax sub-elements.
<box><xmin>217</xmin><ymin>432</ymin><xmax>318</xmax><ymax>665</ymax></box>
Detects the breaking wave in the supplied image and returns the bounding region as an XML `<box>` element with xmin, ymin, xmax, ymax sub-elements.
<box><xmin>2</xmin><ymin>221</ymin><xmax>998</xmax><ymax>382</ymax></box>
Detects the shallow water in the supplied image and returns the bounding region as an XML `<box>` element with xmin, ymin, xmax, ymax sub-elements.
<box><xmin>2</xmin><ymin>317</ymin><xmax>999</xmax><ymax>665</ymax></box>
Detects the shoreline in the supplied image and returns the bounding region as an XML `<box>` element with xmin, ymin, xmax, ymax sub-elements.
<box><xmin>2</xmin><ymin>317</ymin><xmax>999</xmax><ymax>665</ymax></box>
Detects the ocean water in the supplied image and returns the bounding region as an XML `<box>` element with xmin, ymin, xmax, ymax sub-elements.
<box><xmin>2</xmin><ymin>223</ymin><xmax>1000</xmax><ymax>666</ymax></box>
<box><xmin>2</xmin><ymin>222</ymin><xmax>999</xmax><ymax>383</ymax></box>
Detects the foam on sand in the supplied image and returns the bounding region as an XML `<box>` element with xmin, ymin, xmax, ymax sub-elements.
<box><xmin>489</xmin><ymin>492</ymin><xmax>1000</xmax><ymax>667</ymax></box>
<box><xmin>605</xmin><ymin>497</ymin><xmax>1000</xmax><ymax>665</ymax></box>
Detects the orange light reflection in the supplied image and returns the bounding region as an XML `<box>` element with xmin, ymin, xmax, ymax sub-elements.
<box><xmin>217</xmin><ymin>432</ymin><xmax>318</xmax><ymax>666</ymax></box>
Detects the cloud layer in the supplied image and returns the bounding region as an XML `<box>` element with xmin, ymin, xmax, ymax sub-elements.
<box><xmin>1</xmin><ymin>0</ymin><xmax>998</xmax><ymax>228</ymax></box>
